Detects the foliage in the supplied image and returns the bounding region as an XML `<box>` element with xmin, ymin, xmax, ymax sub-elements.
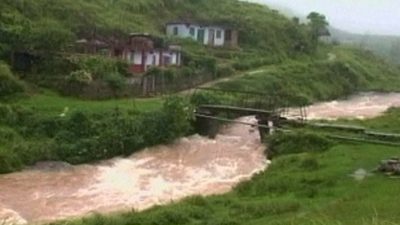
<box><xmin>266</xmin><ymin>131</ymin><xmax>334</xmax><ymax>157</ymax></box>
<box><xmin>103</xmin><ymin>72</ymin><xmax>126</xmax><ymax>91</ymax></box>
<box><xmin>49</xmin><ymin>140</ymin><xmax>400</xmax><ymax>225</ymax></box>
<box><xmin>0</xmin><ymin>96</ymin><xmax>192</xmax><ymax>172</ymax></box>
<box><xmin>214</xmin><ymin>47</ymin><xmax>400</xmax><ymax>107</ymax></box>
<box><xmin>0</xmin><ymin>0</ymin><xmax>314</xmax><ymax>59</ymax></box>
<box><xmin>68</xmin><ymin>55</ymin><xmax>128</xmax><ymax>79</ymax></box>
<box><xmin>28</xmin><ymin>18</ymin><xmax>75</xmax><ymax>52</ymax></box>
<box><xmin>0</xmin><ymin>61</ymin><xmax>24</xmax><ymax>97</ymax></box>
<box><xmin>307</xmin><ymin>12</ymin><xmax>330</xmax><ymax>44</ymax></box>
<box><xmin>216</xmin><ymin>65</ymin><xmax>235</xmax><ymax>78</ymax></box>
<box><xmin>66</xmin><ymin>70</ymin><xmax>93</xmax><ymax>85</ymax></box>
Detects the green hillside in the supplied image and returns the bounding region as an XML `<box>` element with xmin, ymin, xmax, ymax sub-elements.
<box><xmin>0</xmin><ymin>0</ymin><xmax>310</xmax><ymax>55</ymax></box>
<box><xmin>1</xmin><ymin>0</ymin><xmax>315</xmax><ymax>99</ymax></box>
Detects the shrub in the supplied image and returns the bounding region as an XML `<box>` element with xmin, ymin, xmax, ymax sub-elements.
<box><xmin>0</xmin><ymin>62</ymin><xmax>24</xmax><ymax>97</ymax></box>
<box><xmin>267</xmin><ymin>132</ymin><xmax>334</xmax><ymax>157</ymax></box>
<box><xmin>216</xmin><ymin>65</ymin><xmax>235</xmax><ymax>78</ymax></box>
<box><xmin>0</xmin><ymin>147</ymin><xmax>23</xmax><ymax>173</ymax></box>
<box><xmin>103</xmin><ymin>72</ymin><xmax>126</xmax><ymax>91</ymax></box>
<box><xmin>66</xmin><ymin>70</ymin><xmax>93</xmax><ymax>85</ymax></box>
<box><xmin>68</xmin><ymin>55</ymin><xmax>128</xmax><ymax>79</ymax></box>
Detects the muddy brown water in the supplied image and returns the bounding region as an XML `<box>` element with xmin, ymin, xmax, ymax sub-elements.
<box><xmin>1</xmin><ymin>92</ymin><xmax>400</xmax><ymax>224</ymax></box>
<box><xmin>299</xmin><ymin>92</ymin><xmax>400</xmax><ymax>120</ymax></box>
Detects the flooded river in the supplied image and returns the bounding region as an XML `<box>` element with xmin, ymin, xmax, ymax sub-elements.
<box><xmin>304</xmin><ymin>92</ymin><xmax>400</xmax><ymax>120</ymax></box>
<box><xmin>1</xmin><ymin>92</ymin><xmax>400</xmax><ymax>224</ymax></box>
<box><xmin>0</xmin><ymin>117</ymin><xmax>267</xmax><ymax>224</ymax></box>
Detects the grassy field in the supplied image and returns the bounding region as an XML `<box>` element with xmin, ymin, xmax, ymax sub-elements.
<box><xmin>50</xmin><ymin>109</ymin><xmax>400</xmax><ymax>225</ymax></box>
<box><xmin>10</xmin><ymin>91</ymin><xmax>163</xmax><ymax>116</ymax></box>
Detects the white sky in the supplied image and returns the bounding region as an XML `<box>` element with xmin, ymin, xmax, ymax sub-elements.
<box><xmin>245</xmin><ymin>0</ymin><xmax>400</xmax><ymax>36</ymax></box>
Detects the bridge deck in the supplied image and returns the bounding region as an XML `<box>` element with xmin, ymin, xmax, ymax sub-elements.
<box><xmin>198</xmin><ymin>104</ymin><xmax>278</xmax><ymax>115</ymax></box>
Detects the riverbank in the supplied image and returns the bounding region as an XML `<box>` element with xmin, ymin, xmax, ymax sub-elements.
<box><xmin>47</xmin><ymin>107</ymin><xmax>400</xmax><ymax>225</ymax></box>
<box><xmin>1</xmin><ymin>94</ymin><xmax>400</xmax><ymax>224</ymax></box>
<box><xmin>0</xmin><ymin>96</ymin><xmax>191</xmax><ymax>173</ymax></box>
<box><xmin>0</xmin><ymin>117</ymin><xmax>267</xmax><ymax>224</ymax></box>
<box><xmin>1</xmin><ymin>45</ymin><xmax>400</xmax><ymax>173</ymax></box>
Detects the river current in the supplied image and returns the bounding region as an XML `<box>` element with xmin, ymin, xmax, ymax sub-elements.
<box><xmin>1</xmin><ymin>92</ymin><xmax>400</xmax><ymax>224</ymax></box>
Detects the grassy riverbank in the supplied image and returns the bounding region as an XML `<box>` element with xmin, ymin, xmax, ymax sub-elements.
<box><xmin>0</xmin><ymin>96</ymin><xmax>190</xmax><ymax>173</ymax></box>
<box><xmin>2</xmin><ymin>45</ymin><xmax>400</xmax><ymax>174</ymax></box>
<box><xmin>214</xmin><ymin>47</ymin><xmax>400</xmax><ymax>106</ymax></box>
<box><xmin>53</xmin><ymin>109</ymin><xmax>400</xmax><ymax>225</ymax></box>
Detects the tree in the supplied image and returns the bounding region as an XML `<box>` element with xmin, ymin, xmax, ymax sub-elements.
<box><xmin>307</xmin><ymin>12</ymin><xmax>330</xmax><ymax>45</ymax></box>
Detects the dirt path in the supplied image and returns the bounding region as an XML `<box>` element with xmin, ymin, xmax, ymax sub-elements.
<box><xmin>179</xmin><ymin>68</ymin><xmax>267</xmax><ymax>95</ymax></box>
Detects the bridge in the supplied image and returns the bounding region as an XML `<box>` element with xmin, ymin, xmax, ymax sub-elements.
<box><xmin>191</xmin><ymin>88</ymin><xmax>307</xmax><ymax>140</ymax></box>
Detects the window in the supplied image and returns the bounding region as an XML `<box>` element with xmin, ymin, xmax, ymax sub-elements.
<box><xmin>173</xmin><ymin>27</ymin><xmax>179</xmax><ymax>35</ymax></box>
<box><xmin>216</xmin><ymin>30</ymin><xmax>222</xmax><ymax>39</ymax></box>
<box><xmin>190</xmin><ymin>27</ymin><xmax>195</xmax><ymax>36</ymax></box>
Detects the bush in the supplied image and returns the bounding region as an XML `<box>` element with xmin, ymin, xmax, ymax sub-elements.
<box><xmin>68</xmin><ymin>55</ymin><xmax>129</xmax><ymax>79</ymax></box>
<box><xmin>66</xmin><ymin>70</ymin><xmax>93</xmax><ymax>85</ymax></box>
<box><xmin>0</xmin><ymin>62</ymin><xmax>24</xmax><ymax>97</ymax></box>
<box><xmin>103</xmin><ymin>72</ymin><xmax>126</xmax><ymax>91</ymax></box>
<box><xmin>267</xmin><ymin>132</ymin><xmax>334</xmax><ymax>157</ymax></box>
<box><xmin>216</xmin><ymin>65</ymin><xmax>235</xmax><ymax>78</ymax></box>
<box><xmin>0</xmin><ymin>97</ymin><xmax>194</xmax><ymax>173</ymax></box>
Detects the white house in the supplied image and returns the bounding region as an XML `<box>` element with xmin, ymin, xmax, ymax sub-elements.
<box><xmin>123</xmin><ymin>34</ymin><xmax>182</xmax><ymax>74</ymax></box>
<box><xmin>166</xmin><ymin>22</ymin><xmax>238</xmax><ymax>48</ymax></box>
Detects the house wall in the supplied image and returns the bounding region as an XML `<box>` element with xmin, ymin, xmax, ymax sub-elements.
<box><xmin>209</xmin><ymin>27</ymin><xmax>225</xmax><ymax>46</ymax></box>
<box><xmin>167</xmin><ymin>23</ymin><xmax>227</xmax><ymax>47</ymax></box>
<box><xmin>133</xmin><ymin>51</ymin><xmax>142</xmax><ymax>65</ymax></box>
<box><xmin>166</xmin><ymin>24</ymin><xmax>190</xmax><ymax>38</ymax></box>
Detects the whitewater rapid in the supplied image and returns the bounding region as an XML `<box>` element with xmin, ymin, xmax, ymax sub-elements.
<box><xmin>1</xmin><ymin>92</ymin><xmax>400</xmax><ymax>224</ymax></box>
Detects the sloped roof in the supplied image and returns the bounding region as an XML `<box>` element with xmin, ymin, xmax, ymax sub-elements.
<box><xmin>166</xmin><ymin>20</ymin><xmax>235</xmax><ymax>29</ymax></box>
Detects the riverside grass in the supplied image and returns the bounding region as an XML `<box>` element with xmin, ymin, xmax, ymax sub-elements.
<box><xmin>0</xmin><ymin>96</ymin><xmax>189</xmax><ymax>173</ymax></box>
<box><xmin>51</xmin><ymin>111</ymin><xmax>400</xmax><ymax>225</ymax></box>
<box><xmin>215</xmin><ymin>47</ymin><xmax>400</xmax><ymax>106</ymax></box>
<box><xmin>45</xmin><ymin>51</ymin><xmax>400</xmax><ymax>224</ymax></box>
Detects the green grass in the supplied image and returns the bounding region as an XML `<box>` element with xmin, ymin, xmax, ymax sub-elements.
<box><xmin>51</xmin><ymin>109</ymin><xmax>400</xmax><ymax>225</ymax></box>
<box><xmin>213</xmin><ymin>47</ymin><xmax>400</xmax><ymax>107</ymax></box>
<box><xmin>12</xmin><ymin>91</ymin><xmax>163</xmax><ymax>116</ymax></box>
<box><xmin>52</xmin><ymin>143</ymin><xmax>400</xmax><ymax>225</ymax></box>
<box><xmin>334</xmin><ymin>108</ymin><xmax>400</xmax><ymax>134</ymax></box>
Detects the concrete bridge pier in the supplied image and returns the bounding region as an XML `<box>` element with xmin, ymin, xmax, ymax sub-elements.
<box><xmin>195</xmin><ymin>112</ymin><xmax>220</xmax><ymax>139</ymax></box>
<box><xmin>256</xmin><ymin>114</ymin><xmax>280</xmax><ymax>141</ymax></box>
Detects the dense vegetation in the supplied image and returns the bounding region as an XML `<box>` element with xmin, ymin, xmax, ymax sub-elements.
<box><xmin>0</xmin><ymin>0</ymin><xmax>400</xmax><ymax>224</ymax></box>
<box><xmin>0</xmin><ymin>0</ymin><xmax>318</xmax><ymax>97</ymax></box>
<box><xmin>51</xmin><ymin>109</ymin><xmax>400</xmax><ymax>225</ymax></box>
<box><xmin>214</xmin><ymin>47</ymin><xmax>400</xmax><ymax>106</ymax></box>
<box><xmin>0</xmin><ymin>61</ymin><xmax>24</xmax><ymax>97</ymax></box>
<box><xmin>0</xmin><ymin>96</ymin><xmax>191</xmax><ymax>173</ymax></box>
<box><xmin>0</xmin><ymin>0</ymin><xmax>311</xmax><ymax>54</ymax></box>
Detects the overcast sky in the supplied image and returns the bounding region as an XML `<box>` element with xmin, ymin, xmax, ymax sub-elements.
<box><xmin>245</xmin><ymin>0</ymin><xmax>400</xmax><ymax>36</ymax></box>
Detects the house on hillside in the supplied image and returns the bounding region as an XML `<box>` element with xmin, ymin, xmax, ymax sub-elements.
<box><xmin>75</xmin><ymin>38</ymin><xmax>110</xmax><ymax>55</ymax></box>
<box><xmin>123</xmin><ymin>33</ymin><xmax>182</xmax><ymax>73</ymax></box>
<box><xmin>75</xmin><ymin>34</ymin><xmax>182</xmax><ymax>74</ymax></box>
<box><xmin>166</xmin><ymin>21</ymin><xmax>238</xmax><ymax>48</ymax></box>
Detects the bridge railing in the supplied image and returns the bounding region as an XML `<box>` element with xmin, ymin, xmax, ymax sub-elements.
<box><xmin>190</xmin><ymin>87</ymin><xmax>309</xmax><ymax>121</ymax></box>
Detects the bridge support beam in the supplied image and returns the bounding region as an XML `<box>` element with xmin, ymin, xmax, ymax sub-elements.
<box><xmin>195</xmin><ymin>113</ymin><xmax>220</xmax><ymax>139</ymax></box>
<box><xmin>256</xmin><ymin>114</ymin><xmax>281</xmax><ymax>142</ymax></box>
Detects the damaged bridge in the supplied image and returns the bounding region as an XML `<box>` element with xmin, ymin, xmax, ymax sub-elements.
<box><xmin>192</xmin><ymin>88</ymin><xmax>307</xmax><ymax>140</ymax></box>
